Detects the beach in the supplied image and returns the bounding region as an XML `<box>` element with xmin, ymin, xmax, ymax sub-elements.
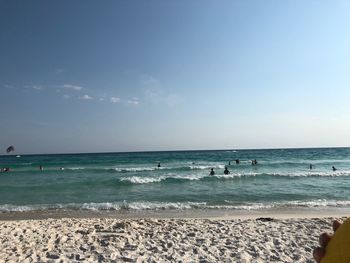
<box><xmin>1</xmin><ymin>148</ymin><xmax>350</xmax><ymax>262</ymax></box>
<box><xmin>0</xmin><ymin>211</ymin><xmax>346</xmax><ymax>262</ymax></box>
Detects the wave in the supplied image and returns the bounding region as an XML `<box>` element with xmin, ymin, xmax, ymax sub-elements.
<box><xmin>2</xmin><ymin>164</ymin><xmax>227</xmax><ymax>173</ymax></box>
<box><xmin>112</xmin><ymin>164</ymin><xmax>226</xmax><ymax>172</ymax></box>
<box><xmin>189</xmin><ymin>164</ymin><xmax>225</xmax><ymax>170</ymax></box>
<box><xmin>116</xmin><ymin>170</ymin><xmax>350</xmax><ymax>185</ymax></box>
<box><xmin>2</xmin><ymin>199</ymin><xmax>350</xmax><ymax>212</ymax></box>
<box><xmin>268</xmin><ymin>170</ymin><xmax>350</xmax><ymax>177</ymax></box>
<box><xmin>2</xmin><ymin>170</ymin><xmax>350</xmax><ymax>189</ymax></box>
<box><xmin>120</xmin><ymin>176</ymin><xmax>165</xmax><ymax>184</ymax></box>
<box><xmin>120</xmin><ymin>174</ymin><xmax>205</xmax><ymax>184</ymax></box>
<box><xmin>112</xmin><ymin>167</ymin><xmax>161</xmax><ymax>172</ymax></box>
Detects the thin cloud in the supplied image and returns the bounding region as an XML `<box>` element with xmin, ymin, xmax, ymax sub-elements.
<box><xmin>79</xmin><ymin>94</ymin><xmax>93</xmax><ymax>100</ymax></box>
<box><xmin>110</xmin><ymin>97</ymin><xmax>120</xmax><ymax>103</ymax></box>
<box><xmin>128</xmin><ymin>97</ymin><xmax>139</xmax><ymax>105</ymax></box>
<box><xmin>55</xmin><ymin>68</ymin><xmax>65</xmax><ymax>74</ymax></box>
<box><xmin>63</xmin><ymin>84</ymin><xmax>83</xmax><ymax>91</ymax></box>
<box><xmin>141</xmin><ymin>75</ymin><xmax>160</xmax><ymax>88</ymax></box>
<box><xmin>63</xmin><ymin>94</ymin><xmax>70</xmax><ymax>99</ymax></box>
<box><xmin>4</xmin><ymin>84</ymin><xmax>15</xmax><ymax>89</ymax></box>
<box><xmin>32</xmin><ymin>85</ymin><xmax>43</xmax><ymax>91</ymax></box>
<box><xmin>141</xmin><ymin>75</ymin><xmax>182</xmax><ymax>107</ymax></box>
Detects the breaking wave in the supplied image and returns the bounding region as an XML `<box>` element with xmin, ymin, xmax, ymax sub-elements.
<box><xmin>2</xmin><ymin>199</ymin><xmax>350</xmax><ymax>212</ymax></box>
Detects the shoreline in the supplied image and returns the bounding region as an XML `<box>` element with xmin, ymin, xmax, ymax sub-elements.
<box><xmin>1</xmin><ymin>207</ymin><xmax>349</xmax><ymax>221</ymax></box>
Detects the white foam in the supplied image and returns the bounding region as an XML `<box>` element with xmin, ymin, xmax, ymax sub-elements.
<box><xmin>268</xmin><ymin>170</ymin><xmax>350</xmax><ymax>177</ymax></box>
<box><xmin>213</xmin><ymin>172</ymin><xmax>258</xmax><ymax>179</ymax></box>
<box><xmin>120</xmin><ymin>174</ymin><xmax>205</xmax><ymax>184</ymax></box>
<box><xmin>68</xmin><ymin>167</ymin><xmax>86</xmax><ymax>170</ymax></box>
<box><xmin>189</xmin><ymin>164</ymin><xmax>225</xmax><ymax>170</ymax></box>
<box><xmin>282</xmin><ymin>199</ymin><xmax>350</xmax><ymax>208</ymax></box>
<box><xmin>81</xmin><ymin>202</ymin><xmax>122</xmax><ymax>211</ymax></box>
<box><xmin>125</xmin><ymin>201</ymin><xmax>207</xmax><ymax>210</ymax></box>
<box><xmin>2</xmin><ymin>199</ymin><xmax>350</xmax><ymax>212</ymax></box>
<box><xmin>0</xmin><ymin>204</ymin><xmax>34</xmax><ymax>212</ymax></box>
<box><xmin>114</xmin><ymin>167</ymin><xmax>157</xmax><ymax>172</ymax></box>
<box><xmin>117</xmin><ymin>170</ymin><xmax>350</xmax><ymax>184</ymax></box>
<box><xmin>120</xmin><ymin>176</ymin><xmax>166</xmax><ymax>184</ymax></box>
<box><xmin>173</xmin><ymin>174</ymin><xmax>204</xmax><ymax>180</ymax></box>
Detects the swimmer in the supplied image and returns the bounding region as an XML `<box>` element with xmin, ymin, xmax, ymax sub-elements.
<box><xmin>332</xmin><ymin>166</ymin><xmax>337</xmax><ymax>171</ymax></box>
<box><xmin>235</xmin><ymin>159</ymin><xmax>240</xmax><ymax>164</ymax></box>
<box><xmin>310</xmin><ymin>164</ymin><xmax>313</xmax><ymax>170</ymax></box>
<box><xmin>251</xmin><ymin>159</ymin><xmax>258</xmax><ymax>165</ymax></box>
<box><xmin>157</xmin><ymin>162</ymin><xmax>161</xmax><ymax>168</ymax></box>
<box><xmin>224</xmin><ymin>167</ymin><xmax>230</xmax><ymax>175</ymax></box>
<box><xmin>209</xmin><ymin>168</ymin><xmax>215</xmax><ymax>176</ymax></box>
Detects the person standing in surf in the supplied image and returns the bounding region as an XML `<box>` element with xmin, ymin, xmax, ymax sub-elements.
<box><xmin>224</xmin><ymin>167</ymin><xmax>230</xmax><ymax>175</ymax></box>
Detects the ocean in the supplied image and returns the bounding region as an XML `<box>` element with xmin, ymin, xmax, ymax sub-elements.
<box><xmin>0</xmin><ymin>148</ymin><xmax>350</xmax><ymax>214</ymax></box>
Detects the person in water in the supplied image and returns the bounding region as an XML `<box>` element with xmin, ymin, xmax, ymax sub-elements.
<box><xmin>157</xmin><ymin>162</ymin><xmax>161</xmax><ymax>168</ymax></box>
<box><xmin>209</xmin><ymin>168</ymin><xmax>215</xmax><ymax>176</ymax></box>
<box><xmin>224</xmin><ymin>167</ymin><xmax>230</xmax><ymax>175</ymax></box>
<box><xmin>235</xmin><ymin>159</ymin><xmax>240</xmax><ymax>164</ymax></box>
<box><xmin>39</xmin><ymin>165</ymin><xmax>43</xmax><ymax>171</ymax></box>
<box><xmin>251</xmin><ymin>159</ymin><xmax>258</xmax><ymax>165</ymax></box>
<box><xmin>332</xmin><ymin>166</ymin><xmax>337</xmax><ymax>171</ymax></box>
<box><xmin>310</xmin><ymin>164</ymin><xmax>313</xmax><ymax>170</ymax></box>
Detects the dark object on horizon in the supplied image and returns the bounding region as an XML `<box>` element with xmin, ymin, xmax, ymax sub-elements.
<box><xmin>6</xmin><ymin>145</ymin><xmax>15</xmax><ymax>153</ymax></box>
<box><xmin>332</xmin><ymin>166</ymin><xmax>337</xmax><ymax>171</ymax></box>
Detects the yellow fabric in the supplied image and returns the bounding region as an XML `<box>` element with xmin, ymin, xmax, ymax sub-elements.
<box><xmin>322</xmin><ymin>218</ymin><xmax>350</xmax><ymax>263</ymax></box>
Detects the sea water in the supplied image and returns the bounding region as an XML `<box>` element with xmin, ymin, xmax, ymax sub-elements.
<box><xmin>0</xmin><ymin>148</ymin><xmax>350</xmax><ymax>213</ymax></box>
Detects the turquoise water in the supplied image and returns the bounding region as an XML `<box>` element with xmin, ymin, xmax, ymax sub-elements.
<box><xmin>1</xmin><ymin>148</ymin><xmax>350</xmax><ymax>212</ymax></box>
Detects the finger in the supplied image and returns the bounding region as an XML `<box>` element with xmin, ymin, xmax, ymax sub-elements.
<box><xmin>333</xmin><ymin>220</ymin><xmax>341</xmax><ymax>232</ymax></box>
<box><xmin>319</xmin><ymin>232</ymin><xmax>332</xmax><ymax>247</ymax></box>
<box><xmin>313</xmin><ymin>247</ymin><xmax>326</xmax><ymax>263</ymax></box>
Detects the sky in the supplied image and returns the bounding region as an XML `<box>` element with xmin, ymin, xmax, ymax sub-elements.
<box><xmin>1</xmin><ymin>0</ymin><xmax>350</xmax><ymax>154</ymax></box>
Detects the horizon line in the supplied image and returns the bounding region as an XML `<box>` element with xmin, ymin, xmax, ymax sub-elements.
<box><xmin>1</xmin><ymin>146</ymin><xmax>350</xmax><ymax>157</ymax></box>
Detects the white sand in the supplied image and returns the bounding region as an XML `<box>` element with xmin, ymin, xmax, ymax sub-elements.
<box><xmin>0</xmin><ymin>216</ymin><xmax>342</xmax><ymax>262</ymax></box>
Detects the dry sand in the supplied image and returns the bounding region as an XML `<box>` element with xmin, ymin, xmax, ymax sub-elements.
<box><xmin>0</xmin><ymin>215</ymin><xmax>344</xmax><ymax>262</ymax></box>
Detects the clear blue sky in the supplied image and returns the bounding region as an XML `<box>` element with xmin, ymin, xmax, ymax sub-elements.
<box><xmin>1</xmin><ymin>1</ymin><xmax>350</xmax><ymax>154</ymax></box>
